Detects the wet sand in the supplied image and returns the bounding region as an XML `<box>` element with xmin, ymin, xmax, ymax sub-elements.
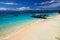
<box><xmin>1</xmin><ymin>13</ymin><xmax>60</xmax><ymax>40</ymax></box>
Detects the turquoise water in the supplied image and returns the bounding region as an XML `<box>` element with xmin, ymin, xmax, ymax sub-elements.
<box><xmin>0</xmin><ymin>13</ymin><xmax>36</xmax><ymax>37</ymax></box>
<box><xmin>0</xmin><ymin>14</ymin><xmax>34</xmax><ymax>30</ymax></box>
<box><xmin>0</xmin><ymin>12</ymin><xmax>58</xmax><ymax>37</ymax></box>
<box><xmin>0</xmin><ymin>12</ymin><xmax>57</xmax><ymax>27</ymax></box>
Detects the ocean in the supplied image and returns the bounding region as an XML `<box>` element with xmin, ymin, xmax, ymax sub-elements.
<box><xmin>0</xmin><ymin>11</ymin><xmax>57</xmax><ymax>38</ymax></box>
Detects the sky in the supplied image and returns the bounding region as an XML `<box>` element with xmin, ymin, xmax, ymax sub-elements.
<box><xmin>0</xmin><ymin>0</ymin><xmax>60</xmax><ymax>10</ymax></box>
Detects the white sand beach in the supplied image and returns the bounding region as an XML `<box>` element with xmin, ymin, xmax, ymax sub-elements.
<box><xmin>1</xmin><ymin>13</ymin><xmax>60</xmax><ymax>40</ymax></box>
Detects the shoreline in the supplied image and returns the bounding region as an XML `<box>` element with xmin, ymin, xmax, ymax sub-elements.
<box><xmin>0</xmin><ymin>18</ymin><xmax>43</xmax><ymax>39</ymax></box>
<box><xmin>1</xmin><ymin>13</ymin><xmax>60</xmax><ymax>40</ymax></box>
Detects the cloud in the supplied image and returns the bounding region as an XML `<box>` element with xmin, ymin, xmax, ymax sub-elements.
<box><xmin>41</xmin><ymin>0</ymin><xmax>55</xmax><ymax>4</ymax></box>
<box><xmin>0</xmin><ymin>2</ymin><xmax>18</xmax><ymax>5</ymax></box>
<box><xmin>35</xmin><ymin>0</ymin><xmax>60</xmax><ymax>9</ymax></box>
<box><xmin>16</xmin><ymin>7</ymin><xmax>31</xmax><ymax>11</ymax></box>
<box><xmin>42</xmin><ymin>3</ymin><xmax>60</xmax><ymax>8</ymax></box>
<box><xmin>0</xmin><ymin>8</ymin><xmax>16</xmax><ymax>11</ymax></box>
<box><xmin>0</xmin><ymin>8</ymin><xmax>9</xmax><ymax>10</ymax></box>
<box><xmin>34</xmin><ymin>0</ymin><xmax>55</xmax><ymax>5</ymax></box>
<box><xmin>0</xmin><ymin>7</ymin><xmax>31</xmax><ymax>11</ymax></box>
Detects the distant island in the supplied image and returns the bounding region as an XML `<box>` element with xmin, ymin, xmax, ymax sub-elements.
<box><xmin>0</xmin><ymin>10</ymin><xmax>60</xmax><ymax>13</ymax></box>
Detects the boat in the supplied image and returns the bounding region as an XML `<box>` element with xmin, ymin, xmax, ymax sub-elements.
<box><xmin>31</xmin><ymin>14</ymin><xmax>48</xmax><ymax>19</ymax></box>
<box><xmin>58</xmin><ymin>12</ymin><xmax>60</xmax><ymax>14</ymax></box>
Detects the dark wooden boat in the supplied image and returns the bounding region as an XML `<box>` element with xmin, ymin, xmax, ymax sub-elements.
<box><xmin>58</xmin><ymin>12</ymin><xmax>60</xmax><ymax>14</ymax></box>
<box><xmin>31</xmin><ymin>14</ymin><xmax>48</xmax><ymax>19</ymax></box>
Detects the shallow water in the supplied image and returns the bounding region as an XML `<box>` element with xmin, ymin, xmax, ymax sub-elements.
<box><xmin>0</xmin><ymin>12</ymin><xmax>57</xmax><ymax>37</ymax></box>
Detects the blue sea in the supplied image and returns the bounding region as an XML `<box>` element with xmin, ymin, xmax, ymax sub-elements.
<box><xmin>0</xmin><ymin>11</ymin><xmax>57</xmax><ymax>37</ymax></box>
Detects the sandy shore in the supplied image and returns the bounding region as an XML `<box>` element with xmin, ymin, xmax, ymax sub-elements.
<box><xmin>1</xmin><ymin>13</ymin><xmax>60</xmax><ymax>40</ymax></box>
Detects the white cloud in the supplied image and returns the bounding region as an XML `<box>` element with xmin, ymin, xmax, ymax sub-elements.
<box><xmin>50</xmin><ymin>0</ymin><xmax>55</xmax><ymax>3</ymax></box>
<box><xmin>0</xmin><ymin>8</ymin><xmax>16</xmax><ymax>11</ymax></box>
<box><xmin>40</xmin><ymin>1</ymin><xmax>49</xmax><ymax>4</ymax></box>
<box><xmin>38</xmin><ymin>3</ymin><xmax>60</xmax><ymax>8</ymax></box>
<box><xmin>34</xmin><ymin>0</ymin><xmax>55</xmax><ymax>5</ymax></box>
<box><xmin>41</xmin><ymin>0</ymin><xmax>55</xmax><ymax>4</ymax></box>
<box><xmin>0</xmin><ymin>2</ymin><xmax>18</xmax><ymax>5</ymax></box>
<box><xmin>36</xmin><ymin>0</ymin><xmax>60</xmax><ymax>9</ymax></box>
<box><xmin>0</xmin><ymin>7</ymin><xmax>32</xmax><ymax>11</ymax></box>
<box><xmin>0</xmin><ymin>8</ymin><xmax>8</xmax><ymax>10</ymax></box>
<box><xmin>16</xmin><ymin>7</ymin><xmax>31</xmax><ymax>11</ymax></box>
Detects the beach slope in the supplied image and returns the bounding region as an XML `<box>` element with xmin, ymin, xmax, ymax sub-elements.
<box><xmin>2</xmin><ymin>13</ymin><xmax>60</xmax><ymax>40</ymax></box>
